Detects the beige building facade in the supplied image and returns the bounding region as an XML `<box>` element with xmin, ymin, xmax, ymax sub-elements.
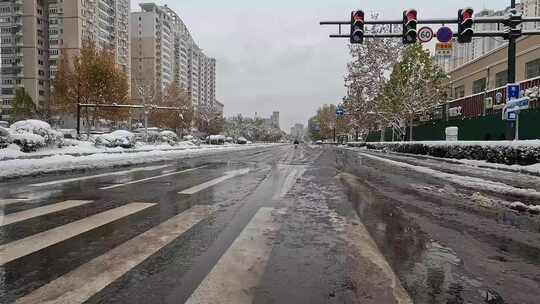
<box><xmin>131</xmin><ymin>3</ymin><xmax>216</xmax><ymax>109</ymax></box>
<box><xmin>448</xmin><ymin>35</ymin><xmax>540</xmax><ymax>99</ymax></box>
<box><xmin>0</xmin><ymin>0</ymin><xmax>131</xmax><ymax>121</ymax></box>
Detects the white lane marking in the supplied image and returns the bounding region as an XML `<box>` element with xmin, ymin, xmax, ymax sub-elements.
<box><xmin>185</xmin><ymin>207</ymin><xmax>280</xmax><ymax>304</ymax></box>
<box><xmin>0</xmin><ymin>203</ymin><xmax>155</xmax><ymax>266</ymax></box>
<box><xmin>15</xmin><ymin>205</ymin><xmax>211</xmax><ymax>304</ymax></box>
<box><xmin>30</xmin><ymin>165</ymin><xmax>170</xmax><ymax>187</ymax></box>
<box><xmin>0</xmin><ymin>200</ymin><xmax>93</xmax><ymax>227</ymax></box>
<box><xmin>100</xmin><ymin>166</ymin><xmax>206</xmax><ymax>190</ymax></box>
<box><xmin>178</xmin><ymin>168</ymin><xmax>250</xmax><ymax>195</ymax></box>
<box><xmin>0</xmin><ymin>198</ymin><xmax>30</xmax><ymax>208</ymax></box>
<box><xmin>273</xmin><ymin>167</ymin><xmax>306</xmax><ymax>200</ymax></box>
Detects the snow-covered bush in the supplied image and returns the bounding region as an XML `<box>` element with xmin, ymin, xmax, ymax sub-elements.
<box><xmin>207</xmin><ymin>135</ymin><xmax>225</xmax><ymax>145</ymax></box>
<box><xmin>0</xmin><ymin>126</ymin><xmax>11</xmax><ymax>149</ymax></box>
<box><xmin>145</xmin><ymin>130</ymin><xmax>162</xmax><ymax>144</ymax></box>
<box><xmin>160</xmin><ymin>130</ymin><xmax>178</xmax><ymax>145</ymax></box>
<box><xmin>8</xmin><ymin>119</ymin><xmax>64</xmax><ymax>152</ymax></box>
<box><xmin>10</xmin><ymin>120</ymin><xmax>63</xmax><ymax>146</ymax></box>
<box><xmin>95</xmin><ymin>130</ymin><xmax>136</xmax><ymax>148</ymax></box>
<box><xmin>365</xmin><ymin>142</ymin><xmax>540</xmax><ymax>165</ymax></box>
<box><xmin>10</xmin><ymin>131</ymin><xmax>46</xmax><ymax>152</ymax></box>
<box><xmin>237</xmin><ymin>137</ymin><xmax>248</xmax><ymax>145</ymax></box>
<box><xmin>347</xmin><ymin>142</ymin><xmax>366</xmax><ymax>148</ymax></box>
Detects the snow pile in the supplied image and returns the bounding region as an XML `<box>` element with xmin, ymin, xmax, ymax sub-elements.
<box><xmin>9</xmin><ymin>119</ymin><xmax>63</xmax><ymax>152</ymax></box>
<box><xmin>160</xmin><ymin>131</ymin><xmax>179</xmax><ymax>145</ymax></box>
<box><xmin>237</xmin><ymin>137</ymin><xmax>248</xmax><ymax>145</ymax></box>
<box><xmin>0</xmin><ymin>143</ymin><xmax>274</xmax><ymax>179</ymax></box>
<box><xmin>0</xmin><ymin>126</ymin><xmax>10</xmax><ymax>149</ymax></box>
<box><xmin>359</xmin><ymin>152</ymin><xmax>540</xmax><ymax>200</ymax></box>
<box><xmin>498</xmin><ymin>201</ymin><xmax>540</xmax><ymax>215</ymax></box>
<box><xmin>365</xmin><ymin>141</ymin><xmax>540</xmax><ymax>165</ymax></box>
<box><xmin>95</xmin><ymin>130</ymin><xmax>136</xmax><ymax>148</ymax></box>
<box><xmin>207</xmin><ymin>135</ymin><xmax>225</xmax><ymax>145</ymax></box>
<box><xmin>347</xmin><ymin>142</ymin><xmax>366</xmax><ymax>148</ymax></box>
<box><xmin>10</xmin><ymin>131</ymin><xmax>46</xmax><ymax>152</ymax></box>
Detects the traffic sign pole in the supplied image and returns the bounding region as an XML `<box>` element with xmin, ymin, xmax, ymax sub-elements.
<box><xmin>515</xmin><ymin>110</ymin><xmax>519</xmax><ymax>140</ymax></box>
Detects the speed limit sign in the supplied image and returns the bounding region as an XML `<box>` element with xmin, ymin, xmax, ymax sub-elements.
<box><xmin>418</xmin><ymin>27</ymin><xmax>434</xmax><ymax>43</ymax></box>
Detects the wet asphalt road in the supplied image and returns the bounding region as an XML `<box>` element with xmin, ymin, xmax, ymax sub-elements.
<box><xmin>0</xmin><ymin>145</ymin><xmax>539</xmax><ymax>304</ymax></box>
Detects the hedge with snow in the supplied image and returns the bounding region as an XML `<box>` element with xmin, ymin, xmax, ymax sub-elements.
<box><xmin>353</xmin><ymin>141</ymin><xmax>540</xmax><ymax>165</ymax></box>
<box><xmin>8</xmin><ymin>120</ymin><xmax>64</xmax><ymax>152</ymax></box>
<box><xmin>95</xmin><ymin>130</ymin><xmax>137</xmax><ymax>148</ymax></box>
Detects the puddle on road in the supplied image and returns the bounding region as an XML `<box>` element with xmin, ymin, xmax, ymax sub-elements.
<box><xmin>339</xmin><ymin>173</ymin><xmax>491</xmax><ymax>304</ymax></box>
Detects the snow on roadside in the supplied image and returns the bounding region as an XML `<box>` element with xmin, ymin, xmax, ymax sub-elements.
<box><xmin>359</xmin><ymin>152</ymin><xmax>540</xmax><ymax>202</ymax></box>
<box><xmin>369</xmin><ymin>140</ymin><xmax>540</xmax><ymax>147</ymax></box>
<box><xmin>0</xmin><ymin>140</ymin><xmax>219</xmax><ymax>161</ymax></box>
<box><xmin>346</xmin><ymin>146</ymin><xmax>540</xmax><ymax>176</ymax></box>
<box><xmin>0</xmin><ymin>144</ymin><xmax>273</xmax><ymax>180</ymax></box>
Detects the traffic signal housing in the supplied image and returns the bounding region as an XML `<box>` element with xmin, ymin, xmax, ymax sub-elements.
<box><xmin>350</xmin><ymin>10</ymin><xmax>365</xmax><ymax>44</ymax></box>
<box><xmin>402</xmin><ymin>9</ymin><xmax>418</xmax><ymax>44</ymax></box>
<box><xmin>458</xmin><ymin>8</ymin><xmax>474</xmax><ymax>43</ymax></box>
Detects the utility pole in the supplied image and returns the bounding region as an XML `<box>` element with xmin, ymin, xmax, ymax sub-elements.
<box><xmin>508</xmin><ymin>0</ymin><xmax>517</xmax><ymax>83</ymax></box>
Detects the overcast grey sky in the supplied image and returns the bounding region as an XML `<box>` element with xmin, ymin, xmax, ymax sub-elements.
<box><xmin>132</xmin><ymin>0</ymin><xmax>511</xmax><ymax>131</ymax></box>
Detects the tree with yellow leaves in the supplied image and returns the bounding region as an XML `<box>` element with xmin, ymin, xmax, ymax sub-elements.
<box><xmin>51</xmin><ymin>40</ymin><xmax>129</xmax><ymax>134</ymax></box>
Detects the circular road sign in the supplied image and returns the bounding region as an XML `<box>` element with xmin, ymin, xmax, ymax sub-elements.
<box><xmin>437</xmin><ymin>26</ymin><xmax>453</xmax><ymax>43</ymax></box>
<box><xmin>418</xmin><ymin>27</ymin><xmax>434</xmax><ymax>43</ymax></box>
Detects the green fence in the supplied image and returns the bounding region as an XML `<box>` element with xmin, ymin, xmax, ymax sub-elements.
<box><xmin>367</xmin><ymin>108</ymin><xmax>540</xmax><ymax>142</ymax></box>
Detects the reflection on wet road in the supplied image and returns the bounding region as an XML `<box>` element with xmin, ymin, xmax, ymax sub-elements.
<box><xmin>1</xmin><ymin>145</ymin><xmax>539</xmax><ymax>304</ymax></box>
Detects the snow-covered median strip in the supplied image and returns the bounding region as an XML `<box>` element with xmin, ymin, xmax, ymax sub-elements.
<box><xmin>0</xmin><ymin>144</ymin><xmax>272</xmax><ymax>180</ymax></box>
<box><xmin>359</xmin><ymin>153</ymin><xmax>540</xmax><ymax>201</ymax></box>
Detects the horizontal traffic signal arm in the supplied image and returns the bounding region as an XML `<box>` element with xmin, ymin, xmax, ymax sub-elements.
<box><xmin>320</xmin><ymin>16</ymin><xmax>540</xmax><ymax>26</ymax></box>
<box><xmin>328</xmin><ymin>30</ymin><xmax>540</xmax><ymax>39</ymax></box>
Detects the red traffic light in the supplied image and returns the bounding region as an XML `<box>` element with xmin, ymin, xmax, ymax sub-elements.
<box><xmin>350</xmin><ymin>10</ymin><xmax>365</xmax><ymax>44</ymax></box>
<box><xmin>405</xmin><ymin>9</ymin><xmax>417</xmax><ymax>26</ymax></box>
<box><xmin>353</xmin><ymin>10</ymin><xmax>364</xmax><ymax>22</ymax></box>
<box><xmin>460</xmin><ymin>8</ymin><xmax>474</xmax><ymax>27</ymax></box>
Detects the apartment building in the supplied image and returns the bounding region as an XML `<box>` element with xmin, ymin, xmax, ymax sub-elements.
<box><xmin>522</xmin><ymin>0</ymin><xmax>540</xmax><ymax>30</ymax></box>
<box><xmin>449</xmin><ymin>35</ymin><xmax>540</xmax><ymax>98</ymax></box>
<box><xmin>131</xmin><ymin>3</ymin><xmax>216</xmax><ymax>109</ymax></box>
<box><xmin>0</xmin><ymin>0</ymin><xmax>131</xmax><ymax>121</ymax></box>
<box><xmin>0</xmin><ymin>0</ymin><xmax>49</xmax><ymax>119</ymax></box>
<box><xmin>442</xmin><ymin>2</ymin><xmax>540</xmax><ymax>73</ymax></box>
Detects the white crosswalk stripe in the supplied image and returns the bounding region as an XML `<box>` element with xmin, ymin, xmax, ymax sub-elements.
<box><xmin>178</xmin><ymin>168</ymin><xmax>250</xmax><ymax>195</ymax></box>
<box><xmin>15</xmin><ymin>205</ymin><xmax>211</xmax><ymax>304</ymax></box>
<box><xmin>185</xmin><ymin>207</ymin><xmax>281</xmax><ymax>304</ymax></box>
<box><xmin>100</xmin><ymin>166</ymin><xmax>206</xmax><ymax>190</ymax></box>
<box><xmin>30</xmin><ymin>165</ymin><xmax>171</xmax><ymax>187</ymax></box>
<box><xmin>0</xmin><ymin>202</ymin><xmax>155</xmax><ymax>266</ymax></box>
<box><xmin>0</xmin><ymin>198</ymin><xmax>29</xmax><ymax>208</ymax></box>
<box><xmin>1</xmin><ymin>200</ymin><xmax>93</xmax><ymax>227</ymax></box>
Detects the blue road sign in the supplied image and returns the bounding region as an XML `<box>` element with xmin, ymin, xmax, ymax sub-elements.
<box><xmin>336</xmin><ymin>106</ymin><xmax>345</xmax><ymax>117</ymax></box>
<box><xmin>436</xmin><ymin>27</ymin><xmax>453</xmax><ymax>43</ymax></box>
<box><xmin>506</xmin><ymin>97</ymin><xmax>529</xmax><ymax>111</ymax></box>
<box><xmin>506</xmin><ymin>111</ymin><xmax>517</xmax><ymax>121</ymax></box>
<box><xmin>506</xmin><ymin>83</ymin><xmax>520</xmax><ymax>100</ymax></box>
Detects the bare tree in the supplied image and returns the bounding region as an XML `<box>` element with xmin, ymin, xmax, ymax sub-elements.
<box><xmin>149</xmin><ymin>83</ymin><xmax>194</xmax><ymax>136</ymax></box>
<box><xmin>344</xmin><ymin>14</ymin><xmax>402</xmax><ymax>139</ymax></box>
<box><xmin>132</xmin><ymin>68</ymin><xmax>161</xmax><ymax>141</ymax></box>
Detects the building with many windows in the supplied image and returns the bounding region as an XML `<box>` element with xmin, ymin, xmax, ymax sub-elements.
<box><xmin>448</xmin><ymin>35</ymin><xmax>540</xmax><ymax>98</ymax></box>
<box><xmin>0</xmin><ymin>0</ymin><xmax>131</xmax><ymax>121</ymax></box>
<box><xmin>131</xmin><ymin>3</ymin><xmax>216</xmax><ymax>109</ymax></box>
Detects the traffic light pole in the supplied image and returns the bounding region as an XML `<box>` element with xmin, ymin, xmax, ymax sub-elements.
<box><xmin>508</xmin><ymin>0</ymin><xmax>517</xmax><ymax>83</ymax></box>
<box><xmin>320</xmin><ymin>5</ymin><xmax>540</xmax><ymax>84</ymax></box>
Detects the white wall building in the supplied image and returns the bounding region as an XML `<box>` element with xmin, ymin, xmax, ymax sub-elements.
<box><xmin>131</xmin><ymin>3</ymin><xmax>216</xmax><ymax>109</ymax></box>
